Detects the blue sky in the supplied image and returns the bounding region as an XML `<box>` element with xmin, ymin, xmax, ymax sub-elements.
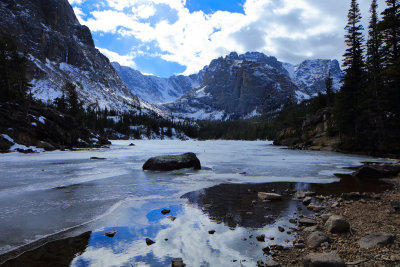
<box><xmin>69</xmin><ymin>0</ymin><xmax>383</xmax><ymax>77</ymax></box>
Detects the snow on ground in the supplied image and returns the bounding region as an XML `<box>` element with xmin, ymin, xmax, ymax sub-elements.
<box><xmin>1</xmin><ymin>134</ymin><xmax>44</xmax><ymax>153</ymax></box>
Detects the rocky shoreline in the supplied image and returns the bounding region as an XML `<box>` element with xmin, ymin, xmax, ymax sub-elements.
<box><xmin>256</xmin><ymin>163</ymin><xmax>400</xmax><ymax>267</ymax></box>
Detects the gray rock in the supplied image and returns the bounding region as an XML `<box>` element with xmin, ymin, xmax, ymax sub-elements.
<box><xmin>325</xmin><ymin>215</ymin><xmax>349</xmax><ymax>233</ymax></box>
<box><xmin>353</xmin><ymin>164</ymin><xmax>400</xmax><ymax>178</ymax></box>
<box><xmin>307</xmin><ymin>204</ymin><xmax>325</xmax><ymax>212</ymax></box>
<box><xmin>37</xmin><ymin>141</ymin><xmax>56</xmax><ymax>151</ymax></box>
<box><xmin>320</xmin><ymin>214</ymin><xmax>332</xmax><ymax>223</ymax></box>
<box><xmin>299</xmin><ymin>218</ymin><xmax>317</xmax><ymax>226</ymax></box>
<box><xmin>294</xmin><ymin>191</ymin><xmax>316</xmax><ymax>200</ymax></box>
<box><xmin>358</xmin><ymin>233</ymin><xmax>395</xmax><ymax>249</ymax></box>
<box><xmin>303</xmin><ymin>252</ymin><xmax>345</xmax><ymax>267</ymax></box>
<box><xmin>142</xmin><ymin>153</ymin><xmax>201</xmax><ymax>171</ymax></box>
<box><xmin>265</xmin><ymin>259</ymin><xmax>280</xmax><ymax>266</ymax></box>
<box><xmin>258</xmin><ymin>192</ymin><xmax>282</xmax><ymax>201</ymax></box>
<box><xmin>278</xmin><ymin>226</ymin><xmax>285</xmax><ymax>232</ymax></box>
<box><xmin>171</xmin><ymin>258</ymin><xmax>186</xmax><ymax>267</ymax></box>
<box><xmin>307</xmin><ymin>231</ymin><xmax>330</xmax><ymax>248</ymax></box>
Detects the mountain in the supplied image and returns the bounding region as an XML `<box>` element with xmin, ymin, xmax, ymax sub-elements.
<box><xmin>111</xmin><ymin>62</ymin><xmax>203</xmax><ymax>104</ymax></box>
<box><xmin>283</xmin><ymin>59</ymin><xmax>342</xmax><ymax>101</ymax></box>
<box><xmin>0</xmin><ymin>0</ymin><xmax>160</xmax><ymax>114</ymax></box>
<box><xmin>161</xmin><ymin>52</ymin><xmax>342</xmax><ymax>120</ymax></box>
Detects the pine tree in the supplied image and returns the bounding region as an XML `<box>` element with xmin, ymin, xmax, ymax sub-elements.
<box><xmin>379</xmin><ymin>0</ymin><xmax>400</xmax><ymax>65</ymax></box>
<box><xmin>325</xmin><ymin>72</ymin><xmax>333</xmax><ymax>108</ymax></box>
<box><xmin>0</xmin><ymin>35</ymin><xmax>30</xmax><ymax>104</ymax></box>
<box><xmin>363</xmin><ymin>0</ymin><xmax>386</xmax><ymax>152</ymax></box>
<box><xmin>378</xmin><ymin>0</ymin><xmax>400</xmax><ymax>153</ymax></box>
<box><xmin>335</xmin><ymin>0</ymin><xmax>365</xmax><ymax>149</ymax></box>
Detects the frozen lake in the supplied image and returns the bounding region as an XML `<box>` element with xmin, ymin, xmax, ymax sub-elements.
<box><xmin>0</xmin><ymin>140</ymin><xmax>389</xmax><ymax>266</ymax></box>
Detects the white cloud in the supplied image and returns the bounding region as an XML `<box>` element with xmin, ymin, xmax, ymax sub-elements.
<box><xmin>73</xmin><ymin>0</ymin><xmax>383</xmax><ymax>75</ymax></box>
<box><xmin>97</xmin><ymin>47</ymin><xmax>137</xmax><ymax>69</ymax></box>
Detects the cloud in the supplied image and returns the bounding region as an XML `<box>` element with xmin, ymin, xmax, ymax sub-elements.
<box><xmin>71</xmin><ymin>0</ymin><xmax>383</xmax><ymax>75</ymax></box>
<box><xmin>97</xmin><ymin>47</ymin><xmax>137</xmax><ymax>69</ymax></box>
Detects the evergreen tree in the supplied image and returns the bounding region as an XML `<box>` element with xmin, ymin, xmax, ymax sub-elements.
<box><xmin>325</xmin><ymin>72</ymin><xmax>334</xmax><ymax>108</ymax></box>
<box><xmin>63</xmin><ymin>80</ymin><xmax>82</xmax><ymax>117</ymax></box>
<box><xmin>0</xmin><ymin>35</ymin><xmax>30</xmax><ymax>104</ymax></box>
<box><xmin>335</xmin><ymin>0</ymin><xmax>365</xmax><ymax>148</ymax></box>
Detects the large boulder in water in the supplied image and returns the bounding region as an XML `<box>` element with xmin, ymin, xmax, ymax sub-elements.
<box><xmin>143</xmin><ymin>153</ymin><xmax>201</xmax><ymax>171</ymax></box>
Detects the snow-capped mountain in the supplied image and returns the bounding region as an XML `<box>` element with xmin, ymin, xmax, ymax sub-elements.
<box><xmin>162</xmin><ymin>52</ymin><xmax>342</xmax><ymax>120</ymax></box>
<box><xmin>0</xmin><ymin>0</ymin><xmax>163</xmax><ymax>115</ymax></box>
<box><xmin>111</xmin><ymin>62</ymin><xmax>203</xmax><ymax>104</ymax></box>
<box><xmin>283</xmin><ymin>59</ymin><xmax>342</xmax><ymax>101</ymax></box>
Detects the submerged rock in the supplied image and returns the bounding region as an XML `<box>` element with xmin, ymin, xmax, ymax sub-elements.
<box><xmin>256</xmin><ymin>234</ymin><xmax>266</xmax><ymax>242</ymax></box>
<box><xmin>146</xmin><ymin>238</ymin><xmax>155</xmax><ymax>246</ymax></box>
<box><xmin>142</xmin><ymin>153</ymin><xmax>201</xmax><ymax>171</ymax></box>
<box><xmin>104</xmin><ymin>230</ymin><xmax>118</xmax><ymax>238</ymax></box>
<box><xmin>353</xmin><ymin>164</ymin><xmax>400</xmax><ymax>178</ymax></box>
<box><xmin>303</xmin><ymin>252</ymin><xmax>345</xmax><ymax>267</ymax></box>
<box><xmin>358</xmin><ymin>233</ymin><xmax>395</xmax><ymax>249</ymax></box>
<box><xmin>161</xmin><ymin>209</ymin><xmax>171</xmax><ymax>215</ymax></box>
<box><xmin>171</xmin><ymin>258</ymin><xmax>186</xmax><ymax>267</ymax></box>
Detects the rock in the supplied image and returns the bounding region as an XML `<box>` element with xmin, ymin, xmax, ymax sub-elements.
<box><xmin>104</xmin><ymin>230</ymin><xmax>118</xmax><ymax>237</ymax></box>
<box><xmin>36</xmin><ymin>141</ymin><xmax>56</xmax><ymax>151</ymax></box>
<box><xmin>341</xmin><ymin>192</ymin><xmax>362</xmax><ymax>201</ymax></box>
<box><xmin>325</xmin><ymin>215</ymin><xmax>350</xmax><ymax>233</ymax></box>
<box><xmin>331</xmin><ymin>202</ymin><xmax>340</xmax><ymax>208</ymax></box>
<box><xmin>299</xmin><ymin>218</ymin><xmax>317</xmax><ymax>226</ymax></box>
<box><xmin>90</xmin><ymin>157</ymin><xmax>106</xmax><ymax>160</ymax></box>
<box><xmin>129</xmin><ymin>143</ymin><xmax>135</xmax><ymax>146</ymax></box>
<box><xmin>278</xmin><ymin>226</ymin><xmax>285</xmax><ymax>232</ymax></box>
<box><xmin>265</xmin><ymin>259</ymin><xmax>280</xmax><ymax>266</ymax></box>
<box><xmin>146</xmin><ymin>238</ymin><xmax>155</xmax><ymax>246</ymax></box>
<box><xmin>258</xmin><ymin>192</ymin><xmax>282</xmax><ymax>201</ymax></box>
<box><xmin>289</xmin><ymin>218</ymin><xmax>297</xmax><ymax>224</ymax></box>
<box><xmin>307</xmin><ymin>204</ymin><xmax>325</xmax><ymax>212</ymax></box>
<box><xmin>320</xmin><ymin>214</ymin><xmax>332</xmax><ymax>223</ymax></box>
<box><xmin>294</xmin><ymin>243</ymin><xmax>306</xmax><ymax>249</ymax></box>
<box><xmin>171</xmin><ymin>258</ymin><xmax>186</xmax><ymax>267</ymax></box>
<box><xmin>239</xmin><ymin>172</ymin><xmax>247</xmax><ymax>175</ymax></box>
<box><xmin>208</xmin><ymin>230</ymin><xmax>216</xmax><ymax>234</ymax></box>
<box><xmin>168</xmin><ymin>216</ymin><xmax>176</xmax><ymax>221</ymax></box>
<box><xmin>142</xmin><ymin>153</ymin><xmax>201</xmax><ymax>171</ymax></box>
<box><xmin>262</xmin><ymin>246</ymin><xmax>270</xmax><ymax>254</ymax></box>
<box><xmin>390</xmin><ymin>201</ymin><xmax>400</xmax><ymax>214</ymax></box>
<box><xmin>257</xmin><ymin>260</ymin><xmax>266</xmax><ymax>267</ymax></box>
<box><xmin>358</xmin><ymin>233</ymin><xmax>395</xmax><ymax>249</ymax></box>
<box><xmin>390</xmin><ymin>255</ymin><xmax>400</xmax><ymax>261</ymax></box>
<box><xmin>269</xmin><ymin>243</ymin><xmax>284</xmax><ymax>250</ymax></box>
<box><xmin>307</xmin><ymin>231</ymin><xmax>330</xmax><ymax>248</ymax></box>
<box><xmin>256</xmin><ymin>234</ymin><xmax>266</xmax><ymax>242</ymax></box>
<box><xmin>353</xmin><ymin>164</ymin><xmax>400</xmax><ymax>178</ymax></box>
<box><xmin>294</xmin><ymin>191</ymin><xmax>316</xmax><ymax>200</ymax></box>
<box><xmin>303</xmin><ymin>196</ymin><xmax>312</xmax><ymax>206</ymax></box>
<box><xmin>303</xmin><ymin>252</ymin><xmax>345</xmax><ymax>267</ymax></box>
<box><xmin>161</xmin><ymin>209</ymin><xmax>171</xmax><ymax>215</ymax></box>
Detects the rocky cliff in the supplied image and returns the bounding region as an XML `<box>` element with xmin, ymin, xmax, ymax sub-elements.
<box><xmin>274</xmin><ymin>108</ymin><xmax>340</xmax><ymax>151</ymax></box>
<box><xmin>159</xmin><ymin>52</ymin><xmax>342</xmax><ymax>120</ymax></box>
<box><xmin>0</xmin><ymin>0</ymin><xmax>143</xmax><ymax>112</ymax></box>
<box><xmin>111</xmin><ymin>62</ymin><xmax>203</xmax><ymax>104</ymax></box>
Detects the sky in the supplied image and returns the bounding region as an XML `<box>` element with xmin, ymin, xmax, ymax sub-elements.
<box><xmin>68</xmin><ymin>0</ymin><xmax>385</xmax><ymax>77</ymax></box>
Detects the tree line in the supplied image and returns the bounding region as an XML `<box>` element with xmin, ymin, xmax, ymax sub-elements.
<box><xmin>334</xmin><ymin>0</ymin><xmax>399</xmax><ymax>154</ymax></box>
